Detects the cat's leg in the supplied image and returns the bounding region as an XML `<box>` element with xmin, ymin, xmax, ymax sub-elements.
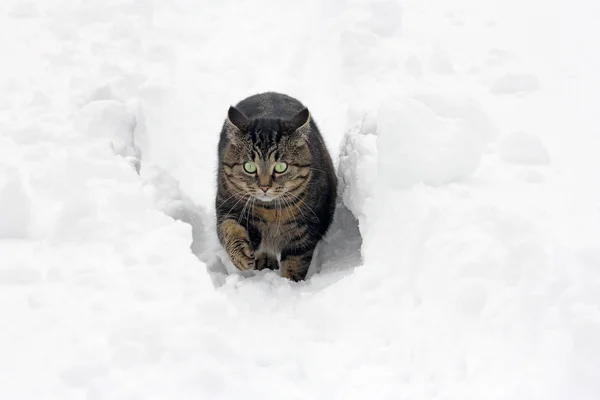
<box><xmin>280</xmin><ymin>248</ymin><xmax>314</xmax><ymax>282</ymax></box>
<box><xmin>218</xmin><ymin>219</ymin><xmax>255</xmax><ymax>271</ymax></box>
<box><xmin>255</xmin><ymin>253</ymin><xmax>279</xmax><ymax>271</ymax></box>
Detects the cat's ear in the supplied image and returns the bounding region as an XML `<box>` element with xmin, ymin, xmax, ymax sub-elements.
<box><xmin>224</xmin><ymin>106</ymin><xmax>249</xmax><ymax>143</ymax></box>
<box><xmin>289</xmin><ymin>108</ymin><xmax>310</xmax><ymax>131</ymax></box>
<box><xmin>226</xmin><ymin>106</ymin><xmax>249</xmax><ymax>131</ymax></box>
<box><xmin>288</xmin><ymin>108</ymin><xmax>310</xmax><ymax>145</ymax></box>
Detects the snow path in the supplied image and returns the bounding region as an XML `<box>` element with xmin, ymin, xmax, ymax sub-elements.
<box><xmin>1</xmin><ymin>0</ymin><xmax>600</xmax><ymax>399</ymax></box>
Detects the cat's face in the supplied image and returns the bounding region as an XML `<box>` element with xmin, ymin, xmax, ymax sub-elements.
<box><xmin>221</xmin><ymin>107</ymin><xmax>312</xmax><ymax>203</ymax></box>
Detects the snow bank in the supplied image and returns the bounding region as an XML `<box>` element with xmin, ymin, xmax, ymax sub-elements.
<box><xmin>0</xmin><ymin>166</ymin><xmax>31</xmax><ymax>238</ymax></box>
<box><xmin>378</xmin><ymin>94</ymin><xmax>496</xmax><ymax>188</ymax></box>
<box><xmin>141</xmin><ymin>164</ymin><xmax>207</xmax><ymax>259</ymax></box>
<box><xmin>337</xmin><ymin>118</ymin><xmax>377</xmax><ymax>231</ymax></box>
<box><xmin>497</xmin><ymin>131</ymin><xmax>551</xmax><ymax>165</ymax></box>
<box><xmin>75</xmin><ymin>100</ymin><xmax>142</xmax><ymax>172</ymax></box>
<box><xmin>490</xmin><ymin>73</ymin><xmax>540</xmax><ymax>95</ymax></box>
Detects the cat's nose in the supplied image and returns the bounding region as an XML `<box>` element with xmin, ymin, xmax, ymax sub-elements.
<box><xmin>259</xmin><ymin>185</ymin><xmax>270</xmax><ymax>193</ymax></box>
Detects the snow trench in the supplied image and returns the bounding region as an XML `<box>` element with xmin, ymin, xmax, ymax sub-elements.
<box><xmin>136</xmin><ymin>111</ymin><xmax>364</xmax><ymax>288</ymax></box>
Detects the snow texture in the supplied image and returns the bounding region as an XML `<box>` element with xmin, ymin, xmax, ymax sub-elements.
<box><xmin>1</xmin><ymin>0</ymin><xmax>600</xmax><ymax>399</ymax></box>
<box><xmin>490</xmin><ymin>73</ymin><xmax>540</xmax><ymax>95</ymax></box>
<box><xmin>497</xmin><ymin>132</ymin><xmax>551</xmax><ymax>165</ymax></box>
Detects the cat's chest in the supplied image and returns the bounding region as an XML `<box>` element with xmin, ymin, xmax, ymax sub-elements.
<box><xmin>257</xmin><ymin>222</ymin><xmax>286</xmax><ymax>254</ymax></box>
<box><xmin>252</xmin><ymin>205</ymin><xmax>300</xmax><ymax>250</ymax></box>
<box><xmin>252</xmin><ymin>204</ymin><xmax>300</xmax><ymax>226</ymax></box>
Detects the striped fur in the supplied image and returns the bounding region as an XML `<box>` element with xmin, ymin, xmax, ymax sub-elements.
<box><xmin>215</xmin><ymin>92</ymin><xmax>337</xmax><ymax>281</ymax></box>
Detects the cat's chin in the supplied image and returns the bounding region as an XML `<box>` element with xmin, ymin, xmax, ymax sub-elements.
<box><xmin>255</xmin><ymin>194</ymin><xmax>275</xmax><ymax>203</ymax></box>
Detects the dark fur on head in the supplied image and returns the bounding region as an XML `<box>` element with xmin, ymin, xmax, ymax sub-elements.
<box><xmin>215</xmin><ymin>92</ymin><xmax>337</xmax><ymax>281</ymax></box>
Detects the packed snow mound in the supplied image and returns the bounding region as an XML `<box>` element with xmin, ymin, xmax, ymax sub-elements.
<box><xmin>490</xmin><ymin>73</ymin><xmax>540</xmax><ymax>95</ymax></box>
<box><xmin>141</xmin><ymin>164</ymin><xmax>207</xmax><ymax>259</ymax></box>
<box><xmin>75</xmin><ymin>100</ymin><xmax>142</xmax><ymax>172</ymax></box>
<box><xmin>0</xmin><ymin>166</ymin><xmax>31</xmax><ymax>238</ymax></box>
<box><xmin>377</xmin><ymin>94</ymin><xmax>495</xmax><ymax>188</ymax></box>
<box><xmin>337</xmin><ymin>120</ymin><xmax>377</xmax><ymax>231</ymax></box>
<box><xmin>497</xmin><ymin>131</ymin><xmax>551</xmax><ymax>165</ymax></box>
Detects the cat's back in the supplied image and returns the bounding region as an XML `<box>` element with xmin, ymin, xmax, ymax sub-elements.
<box><xmin>235</xmin><ymin>92</ymin><xmax>304</xmax><ymax>120</ymax></box>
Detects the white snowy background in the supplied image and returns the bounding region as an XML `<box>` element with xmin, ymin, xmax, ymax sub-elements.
<box><xmin>1</xmin><ymin>0</ymin><xmax>599</xmax><ymax>398</ymax></box>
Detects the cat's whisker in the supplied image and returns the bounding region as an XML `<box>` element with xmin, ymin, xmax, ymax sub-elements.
<box><xmin>284</xmin><ymin>191</ymin><xmax>319</xmax><ymax>221</ymax></box>
<box><xmin>217</xmin><ymin>192</ymin><xmax>240</xmax><ymax>208</ymax></box>
<box><xmin>275</xmin><ymin>197</ymin><xmax>282</xmax><ymax>237</ymax></box>
<box><xmin>245</xmin><ymin>197</ymin><xmax>253</xmax><ymax>239</ymax></box>
<box><xmin>238</xmin><ymin>195</ymin><xmax>252</xmax><ymax>224</ymax></box>
<box><xmin>225</xmin><ymin>193</ymin><xmax>249</xmax><ymax>219</ymax></box>
<box><xmin>305</xmin><ymin>167</ymin><xmax>328</xmax><ymax>174</ymax></box>
<box><xmin>246</xmin><ymin>195</ymin><xmax>256</xmax><ymax>236</ymax></box>
<box><xmin>288</xmin><ymin>196</ymin><xmax>315</xmax><ymax>234</ymax></box>
<box><xmin>291</xmin><ymin>199</ymin><xmax>309</xmax><ymax>225</ymax></box>
<box><xmin>284</xmin><ymin>193</ymin><xmax>321</xmax><ymax>237</ymax></box>
<box><xmin>251</xmin><ymin>196</ymin><xmax>256</xmax><ymax>233</ymax></box>
<box><xmin>280</xmin><ymin>194</ymin><xmax>296</xmax><ymax>224</ymax></box>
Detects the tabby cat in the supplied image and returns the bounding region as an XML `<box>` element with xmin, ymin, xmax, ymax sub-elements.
<box><xmin>215</xmin><ymin>92</ymin><xmax>337</xmax><ymax>281</ymax></box>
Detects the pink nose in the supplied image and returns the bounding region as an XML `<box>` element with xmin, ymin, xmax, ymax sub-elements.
<box><xmin>259</xmin><ymin>186</ymin><xmax>270</xmax><ymax>193</ymax></box>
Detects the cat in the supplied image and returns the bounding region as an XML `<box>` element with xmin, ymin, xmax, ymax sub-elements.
<box><xmin>215</xmin><ymin>92</ymin><xmax>337</xmax><ymax>281</ymax></box>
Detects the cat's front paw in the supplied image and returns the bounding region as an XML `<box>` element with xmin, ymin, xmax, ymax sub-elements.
<box><xmin>230</xmin><ymin>240</ymin><xmax>255</xmax><ymax>271</ymax></box>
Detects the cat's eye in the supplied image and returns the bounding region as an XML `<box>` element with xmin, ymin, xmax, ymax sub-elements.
<box><xmin>243</xmin><ymin>162</ymin><xmax>257</xmax><ymax>174</ymax></box>
<box><xmin>274</xmin><ymin>162</ymin><xmax>288</xmax><ymax>173</ymax></box>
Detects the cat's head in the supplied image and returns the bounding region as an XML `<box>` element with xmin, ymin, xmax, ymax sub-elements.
<box><xmin>221</xmin><ymin>106</ymin><xmax>312</xmax><ymax>203</ymax></box>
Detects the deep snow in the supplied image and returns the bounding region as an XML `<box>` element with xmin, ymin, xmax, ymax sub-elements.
<box><xmin>1</xmin><ymin>0</ymin><xmax>600</xmax><ymax>399</ymax></box>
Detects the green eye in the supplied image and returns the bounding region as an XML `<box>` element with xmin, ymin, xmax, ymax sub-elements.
<box><xmin>274</xmin><ymin>162</ymin><xmax>288</xmax><ymax>173</ymax></box>
<box><xmin>243</xmin><ymin>162</ymin><xmax>257</xmax><ymax>173</ymax></box>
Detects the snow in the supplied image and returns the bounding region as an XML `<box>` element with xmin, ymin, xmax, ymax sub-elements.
<box><xmin>0</xmin><ymin>167</ymin><xmax>31</xmax><ymax>238</ymax></box>
<box><xmin>377</xmin><ymin>93</ymin><xmax>495</xmax><ymax>188</ymax></box>
<box><xmin>490</xmin><ymin>73</ymin><xmax>540</xmax><ymax>95</ymax></box>
<box><xmin>497</xmin><ymin>132</ymin><xmax>551</xmax><ymax>165</ymax></box>
<box><xmin>2</xmin><ymin>0</ymin><xmax>600</xmax><ymax>399</ymax></box>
